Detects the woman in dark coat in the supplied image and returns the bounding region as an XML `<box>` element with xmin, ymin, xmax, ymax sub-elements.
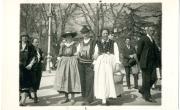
<box><xmin>19</xmin><ymin>32</ymin><xmax>36</xmax><ymax>106</ymax></box>
<box><xmin>31</xmin><ymin>38</ymin><xmax>44</xmax><ymax>103</ymax></box>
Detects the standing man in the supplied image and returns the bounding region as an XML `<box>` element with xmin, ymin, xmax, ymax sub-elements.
<box><xmin>31</xmin><ymin>38</ymin><xmax>44</xmax><ymax>103</ymax></box>
<box><xmin>137</xmin><ymin>26</ymin><xmax>160</xmax><ymax>102</ymax></box>
<box><xmin>77</xmin><ymin>25</ymin><xmax>96</xmax><ymax>105</ymax></box>
<box><xmin>122</xmin><ymin>37</ymin><xmax>138</xmax><ymax>89</ymax></box>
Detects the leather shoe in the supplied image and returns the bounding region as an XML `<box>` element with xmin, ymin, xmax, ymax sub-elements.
<box><xmin>34</xmin><ymin>97</ymin><xmax>39</xmax><ymax>103</ymax></box>
<box><xmin>19</xmin><ymin>103</ymin><xmax>26</xmax><ymax>106</ymax></box>
<box><xmin>145</xmin><ymin>97</ymin><xmax>153</xmax><ymax>102</ymax></box>
<box><xmin>70</xmin><ymin>99</ymin><xmax>76</xmax><ymax>105</ymax></box>
<box><xmin>138</xmin><ymin>89</ymin><xmax>143</xmax><ymax>94</ymax></box>
<box><xmin>134</xmin><ymin>86</ymin><xmax>138</xmax><ymax>89</ymax></box>
<box><xmin>61</xmin><ymin>99</ymin><xmax>69</xmax><ymax>104</ymax></box>
<box><xmin>82</xmin><ymin>101</ymin><xmax>89</xmax><ymax>105</ymax></box>
<box><xmin>101</xmin><ymin>101</ymin><xmax>110</xmax><ymax>106</ymax></box>
<box><xmin>117</xmin><ymin>94</ymin><xmax>122</xmax><ymax>97</ymax></box>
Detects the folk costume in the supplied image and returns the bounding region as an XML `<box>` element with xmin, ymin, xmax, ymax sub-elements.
<box><xmin>77</xmin><ymin>26</ymin><xmax>96</xmax><ymax>104</ymax></box>
<box><xmin>54</xmin><ymin>32</ymin><xmax>81</xmax><ymax>94</ymax></box>
<box><xmin>93</xmin><ymin>38</ymin><xmax>121</xmax><ymax>102</ymax></box>
<box><xmin>54</xmin><ymin>32</ymin><xmax>81</xmax><ymax>105</ymax></box>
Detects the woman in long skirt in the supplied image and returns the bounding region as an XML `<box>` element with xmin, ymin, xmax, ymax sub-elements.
<box><xmin>93</xmin><ymin>29</ymin><xmax>121</xmax><ymax>105</ymax></box>
<box><xmin>54</xmin><ymin>32</ymin><xmax>81</xmax><ymax>105</ymax></box>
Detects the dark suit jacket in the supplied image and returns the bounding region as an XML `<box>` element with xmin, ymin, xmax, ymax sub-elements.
<box><xmin>122</xmin><ymin>45</ymin><xmax>136</xmax><ymax>66</ymax></box>
<box><xmin>136</xmin><ymin>35</ymin><xmax>160</xmax><ymax>69</ymax></box>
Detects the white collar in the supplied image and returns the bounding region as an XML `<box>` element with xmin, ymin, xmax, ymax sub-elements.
<box><xmin>147</xmin><ymin>34</ymin><xmax>151</xmax><ymax>38</ymax></box>
<box><xmin>21</xmin><ymin>43</ymin><xmax>26</xmax><ymax>50</ymax></box>
<box><xmin>147</xmin><ymin>34</ymin><xmax>153</xmax><ymax>42</ymax></box>
<box><xmin>64</xmin><ymin>41</ymin><xmax>74</xmax><ymax>47</ymax></box>
<box><xmin>83</xmin><ymin>38</ymin><xmax>90</xmax><ymax>43</ymax></box>
<box><xmin>101</xmin><ymin>38</ymin><xmax>109</xmax><ymax>43</ymax></box>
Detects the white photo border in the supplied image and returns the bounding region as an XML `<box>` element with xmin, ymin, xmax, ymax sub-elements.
<box><xmin>2</xmin><ymin>0</ymin><xmax>179</xmax><ymax>110</ymax></box>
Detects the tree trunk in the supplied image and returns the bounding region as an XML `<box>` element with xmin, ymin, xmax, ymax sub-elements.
<box><xmin>96</xmin><ymin>4</ymin><xmax>100</xmax><ymax>37</ymax></box>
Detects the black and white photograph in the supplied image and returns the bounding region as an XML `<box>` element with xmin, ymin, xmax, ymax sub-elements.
<box><xmin>19</xmin><ymin>3</ymin><xmax>162</xmax><ymax>106</ymax></box>
<box><xmin>1</xmin><ymin>0</ymin><xmax>179</xmax><ymax>110</ymax></box>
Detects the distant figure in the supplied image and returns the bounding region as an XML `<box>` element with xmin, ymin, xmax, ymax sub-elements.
<box><xmin>137</xmin><ymin>26</ymin><xmax>160</xmax><ymax>102</ymax></box>
<box><xmin>122</xmin><ymin>37</ymin><xmax>138</xmax><ymax>89</ymax></box>
<box><xmin>54</xmin><ymin>31</ymin><xmax>81</xmax><ymax>105</ymax></box>
<box><xmin>77</xmin><ymin>26</ymin><xmax>96</xmax><ymax>105</ymax></box>
<box><xmin>31</xmin><ymin>38</ymin><xmax>43</xmax><ymax>103</ymax></box>
<box><xmin>93</xmin><ymin>29</ymin><xmax>121</xmax><ymax>105</ymax></box>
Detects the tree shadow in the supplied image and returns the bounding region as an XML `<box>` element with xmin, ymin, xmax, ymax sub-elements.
<box><xmin>152</xmin><ymin>93</ymin><xmax>161</xmax><ymax>99</ymax></box>
<box><xmin>39</xmin><ymin>85</ymin><xmax>53</xmax><ymax>90</ymax></box>
<box><xmin>73</xmin><ymin>96</ymin><xmax>84</xmax><ymax>102</ymax></box>
<box><xmin>25</xmin><ymin>86</ymin><xmax>160</xmax><ymax>106</ymax></box>
<box><xmin>78</xmin><ymin>90</ymin><xmax>139</xmax><ymax>106</ymax></box>
<box><xmin>26</xmin><ymin>94</ymin><xmax>64</xmax><ymax>106</ymax></box>
<box><xmin>42</xmin><ymin>74</ymin><xmax>55</xmax><ymax>77</ymax></box>
<box><xmin>108</xmin><ymin>90</ymin><xmax>138</xmax><ymax>105</ymax></box>
<box><xmin>154</xmin><ymin>85</ymin><xmax>161</xmax><ymax>91</ymax></box>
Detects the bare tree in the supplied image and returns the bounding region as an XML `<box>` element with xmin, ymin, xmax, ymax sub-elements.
<box><xmin>20</xmin><ymin>3</ymin><xmax>162</xmax><ymax>56</ymax></box>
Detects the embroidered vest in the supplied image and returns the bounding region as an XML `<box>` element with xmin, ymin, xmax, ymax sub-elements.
<box><xmin>96</xmin><ymin>39</ymin><xmax>114</xmax><ymax>54</ymax></box>
<box><xmin>79</xmin><ymin>39</ymin><xmax>95</xmax><ymax>63</ymax></box>
<box><xmin>59</xmin><ymin>43</ymin><xmax>76</xmax><ymax>57</ymax></box>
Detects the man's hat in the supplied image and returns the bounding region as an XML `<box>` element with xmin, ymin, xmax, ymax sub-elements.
<box><xmin>80</xmin><ymin>25</ymin><xmax>90</xmax><ymax>34</ymax></box>
<box><xmin>61</xmin><ymin>31</ymin><xmax>77</xmax><ymax>38</ymax></box>
<box><xmin>20</xmin><ymin>32</ymin><xmax>29</xmax><ymax>38</ymax></box>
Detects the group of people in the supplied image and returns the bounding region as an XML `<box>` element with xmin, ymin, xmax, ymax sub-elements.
<box><xmin>54</xmin><ymin>26</ymin><xmax>120</xmax><ymax>105</ymax></box>
<box><xmin>19</xmin><ymin>25</ymin><xmax>161</xmax><ymax>106</ymax></box>
<box><xmin>53</xmin><ymin>25</ymin><xmax>161</xmax><ymax>105</ymax></box>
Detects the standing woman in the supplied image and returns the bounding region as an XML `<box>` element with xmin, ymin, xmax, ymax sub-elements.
<box><xmin>31</xmin><ymin>38</ymin><xmax>44</xmax><ymax>103</ymax></box>
<box><xmin>19</xmin><ymin>32</ymin><xmax>36</xmax><ymax>106</ymax></box>
<box><xmin>93</xmin><ymin>29</ymin><xmax>121</xmax><ymax>105</ymax></box>
<box><xmin>77</xmin><ymin>25</ymin><xmax>96</xmax><ymax>105</ymax></box>
<box><xmin>54</xmin><ymin>32</ymin><xmax>81</xmax><ymax>105</ymax></box>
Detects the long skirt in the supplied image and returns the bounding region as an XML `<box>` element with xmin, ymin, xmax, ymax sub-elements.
<box><xmin>94</xmin><ymin>54</ymin><xmax>118</xmax><ymax>99</ymax></box>
<box><xmin>19</xmin><ymin>65</ymin><xmax>32</xmax><ymax>92</ymax></box>
<box><xmin>54</xmin><ymin>56</ymin><xmax>81</xmax><ymax>93</ymax></box>
<box><xmin>31</xmin><ymin>68</ymin><xmax>42</xmax><ymax>92</ymax></box>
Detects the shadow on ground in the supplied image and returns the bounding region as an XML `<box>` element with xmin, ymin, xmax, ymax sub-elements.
<box><xmin>27</xmin><ymin>94</ymin><xmax>65</xmax><ymax>106</ymax></box>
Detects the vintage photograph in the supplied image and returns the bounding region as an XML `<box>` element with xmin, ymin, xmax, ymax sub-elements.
<box><xmin>19</xmin><ymin>3</ymin><xmax>162</xmax><ymax>106</ymax></box>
